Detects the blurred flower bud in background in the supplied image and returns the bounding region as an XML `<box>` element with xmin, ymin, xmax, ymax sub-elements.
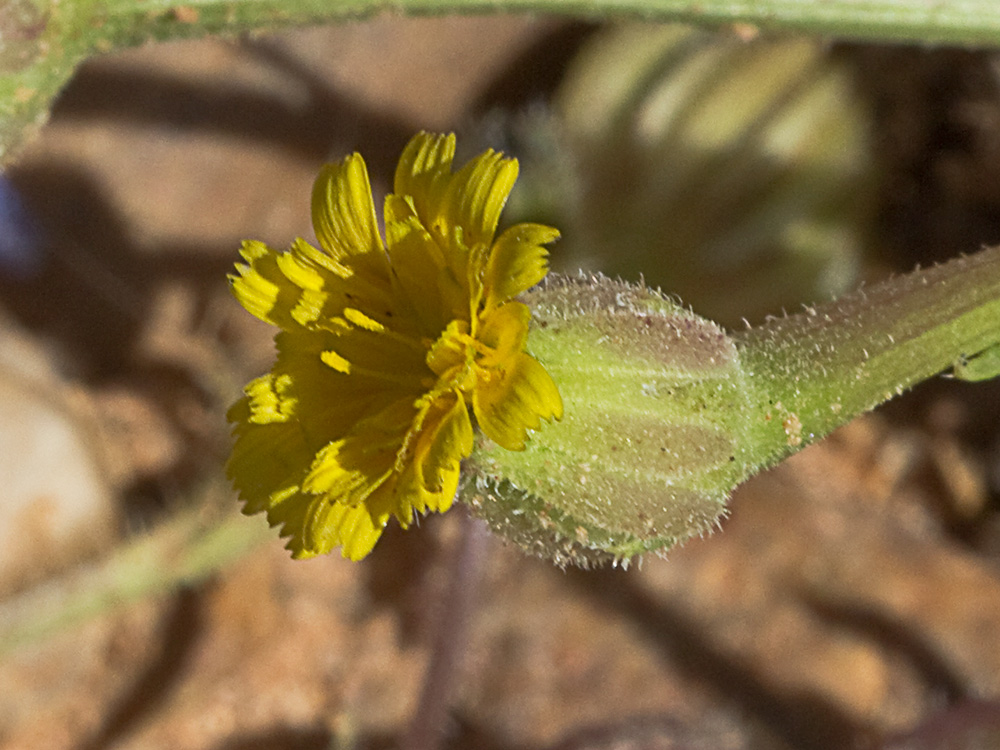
<box><xmin>503</xmin><ymin>24</ymin><xmax>873</xmax><ymax>326</ymax></box>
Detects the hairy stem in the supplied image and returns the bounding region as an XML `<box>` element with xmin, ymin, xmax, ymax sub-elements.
<box><xmin>0</xmin><ymin>484</ymin><xmax>271</xmax><ymax>657</ymax></box>
<box><xmin>6</xmin><ymin>0</ymin><xmax>1000</xmax><ymax>166</ymax></box>
<box><xmin>737</xmin><ymin>245</ymin><xmax>1000</xmax><ymax>470</ymax></box>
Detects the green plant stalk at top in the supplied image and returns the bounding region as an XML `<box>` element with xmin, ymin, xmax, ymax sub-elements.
<box><xmin>6</xmin><ymin>0</ymin><xmax>1000</xmax><ymax>167</ymax></box>
<box><xmin>466</xmin><ymin>245</ymin><xmax>1000</xmax><ymax>567</ymax></box>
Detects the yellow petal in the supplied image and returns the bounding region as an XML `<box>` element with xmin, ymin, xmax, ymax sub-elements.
<box><xmin>302</xmin><ymin>398</ymin><xmax>414</xmax><ymax>501</ymax></box>
<box><xmin>393</xmin><ymin>132</ymin><xmax>456</xmax><ymax>226</ymax></box>
<box><xmin>484</xmin><ymin>223</ymin><xmax>560</xmax><ymax>309</ymax></box>
<box><xmin>302</xmin><ymin>438</ymin><xmax>395</xmax><ymax>505</ymax></box>
<box><xmin>271</xmin><ymin>330</ymin><xmax>419</xmax><ymax>452</ymax></box>
<box><xmin>320</xmin><ymin>348</ymin><xmax>352</xmax><ymax>374</ymax></box>
<box><xmin>426</xmin><ymin>319</ymin><xmax>471</xmax><ymax>379</ymax></box>
<box><xmin>403</xmin><ymin>392</ymin><xmax>474</xmax><ymax>514</ymax></box>
<box><xmin>231</xmin><ymin>239</ymin><xmax>355</xmax><ymax>331</ymax></box>
<box><xmin>290</xmin><ymin>235</ymin><xmax>354</xmax><ymax>277</ymax></box>
<box><xmin>300</xmin><ymin>492</ymin><xmax>389</xmax><ymax>560</ymax></box>
<box><xmin>290</xmin><ymin>289</ymin><xmax>328</xmax><ymax>327</ymax></box>
<box><xmin>473</xmin><ymin>352</ymin><xmax>563</xmax><ymax>451</ymax></box>
<box><xmin>276</xmin><ymin>245</ymin><xmax>325</xmax><ymax>291</ymax></box>
<box><xmin>342</xmin><ymin>307</ymin><xmax>385</xmax><ymax>332</ymax></box>
<box><xmin>312</xmin><ymin>154</ymin><xmax>385</xmax><ymax>259</ymax></box>
<box><xmin>385</xmin><ymin>207</ymin><xmax>465</xmax><ymax>332</ymax></box>
<box><xmin>476</xmin><ymin>302</ymin><xmax>530</xmax><ymax>365</ymax></box>
<box><xmin>416</xmin><ymin>393</ymin><xmax>473</xmax><ymax>511</ymax></box>
<box><xmin>443</xmin><ymin>149</ymin><xmax>518</xmax><ymax>249</ymax></box>
<box><xmin>242</xmin><ymin>372</ymin><xmax>297</xmax><ymax>424</ymax></box>
<box><xmin>228</xmin><ymin>402</ymin><xmax>336</xmax><ymax>560</ymax></box>
<box><xmin>422</xmin><ymin>394</ymin><xmax>474</xmax><ymax>503</ymax></box>
<box><xmin>230</xmin><ymin>240</ymin><xmax>302</xmax><ymax>328</ymax></box>
<box><xmin>268</xmin><ymin>489</ymin><xmax>317</xmax><ymax>557</ymax></box>
<box><xmin>227</xmin><ymin>409</ymin><xmax>309</xmax><ymax>518</ymax></box>
<box><xmin>228</xmin><ymin>383</ymin><xmax>355</xmax><ymax>558</ymax></box>
<box><xmin>290</xmin><ymin>400</ymin><xmax>413</xmax><ymax>558</ymax></box>
<box><xmin>313</xmin><ymin>319</ymin><xmax>428</xmax><ymax>391</ymax></box>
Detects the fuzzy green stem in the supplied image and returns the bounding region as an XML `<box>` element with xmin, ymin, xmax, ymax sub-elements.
<box><xmin>736</xmin><ymin>244</ymin><xmax>1000</xmax><ymax>471</ymax></box>
<box><xmin>0</xmin><ymin>489</ymin><xmax>271</xmax><ymax>656</ymax></box>
<box><xmin>7</xmin><ymin>0</ymin><xmax>1000</xmax><ymax>166</ymax></box>
<box><xmin>93</xmin><ymin>0</ymin><xmax>1000</xmax><ymax>46</ymax></box>
<box><xmin>467</xmin><ymin>248</ymin><xmax>1000</xmax><ymax>567</ymax></box>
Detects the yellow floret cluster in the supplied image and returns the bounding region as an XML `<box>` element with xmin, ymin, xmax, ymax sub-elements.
<box><xmin>227</xmin><ymin>132</ymin><xmax>562</xmax><ymax>559</ymax></box>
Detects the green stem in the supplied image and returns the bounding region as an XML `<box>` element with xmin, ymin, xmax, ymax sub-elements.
<box><xmin>6</xmin><ymin>0</ymin><xmax>1000</xmax><ymax>166</ymax></box>
<box><xmin>466</xmin><ymin>245</ymin><xmax>1000</xmax><ymax>566</ymax></box>
<box><xmin>95</xmin><ymin>0</ymin><xmax>1000</xmax><ymax>46</ymax></box>
<box><xmin>737</xmin><ymin>244</ymin><xmax>1000</xmax><ymax>470</ymax></box>
<box><xmin>0</xmin><ymin>488</ymin><xmax>271</xmax><ymax>656</ymax></box>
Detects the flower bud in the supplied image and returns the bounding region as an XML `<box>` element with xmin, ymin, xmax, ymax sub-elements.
<box><xmin>504</xmin><ymin>24</ymin><xmax>872</xmax><ymax>327</ymax></box>
<box><xmin>464</xmin><ymin>241</ymin><xmax>1000</xmax><ymax>567</ymax></box>
<box><xmin>463</xmin><ymin>274</ymin><xmax>755</xmax><ymax>567</ymax></box>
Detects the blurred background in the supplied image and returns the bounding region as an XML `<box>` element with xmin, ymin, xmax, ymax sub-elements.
<box><xmin>1</xmin><ymin>15</ymin><xmax>1000</xmax><ymax>750</ymax></box>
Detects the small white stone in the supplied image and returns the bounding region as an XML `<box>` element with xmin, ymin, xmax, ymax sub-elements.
<box><xmin>0</xmin><ymin>326</ymin><xmax>115</xmax><ymax>596</ymax></box>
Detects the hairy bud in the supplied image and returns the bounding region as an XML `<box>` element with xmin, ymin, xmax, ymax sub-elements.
<box><xmin>464</xmin><ymin>242</ymin><xmax>1000</xmax><ymax>567</ymax></box>
<box><xmin>463</xmin><ymin>274</ymin><xmax>755</xmax><ymax>567</ymax></box>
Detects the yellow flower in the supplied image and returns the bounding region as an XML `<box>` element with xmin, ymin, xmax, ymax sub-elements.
<box><xmin>227</xmin><ymin>132</ymin><xmax>563</xmax><ymax>560</ymax></box>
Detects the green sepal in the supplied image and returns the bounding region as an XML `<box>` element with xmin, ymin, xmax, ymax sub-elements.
<box><xmin>463</xmin><ymin>274</ymin><xmax>754</xmax><ymax>565</ymax></box>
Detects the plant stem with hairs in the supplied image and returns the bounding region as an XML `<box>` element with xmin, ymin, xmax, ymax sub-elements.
<box><xmin>466</xmin><ymin>245</ymin><xmax>1000</xmax><ymax>566</ymax></box>
<box><xmin>8</xmin><ymin>0</ymin><xmax>1000</xmax><ymax>166</ymax></box>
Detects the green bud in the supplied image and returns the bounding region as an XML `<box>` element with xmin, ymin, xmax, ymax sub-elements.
<box><xmin>463</xmin><ymin>245</ymin><xmax>1000</xmax><ymax>567</ymax></box>
<box><xmin>464</xmin><ymin>274</ymin><xmax>756</xmax><ymax>567</ymax></box>
<box><xmin>504</xmin><ymin>24</ymin><xmax>872</xmax><ymax>327</ymax></box>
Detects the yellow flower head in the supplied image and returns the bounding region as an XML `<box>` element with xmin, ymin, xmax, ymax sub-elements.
<box><xmin>227</xmin><ymin>132</ymin><xmax>562</xmax><ymax>560</ymax></box>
